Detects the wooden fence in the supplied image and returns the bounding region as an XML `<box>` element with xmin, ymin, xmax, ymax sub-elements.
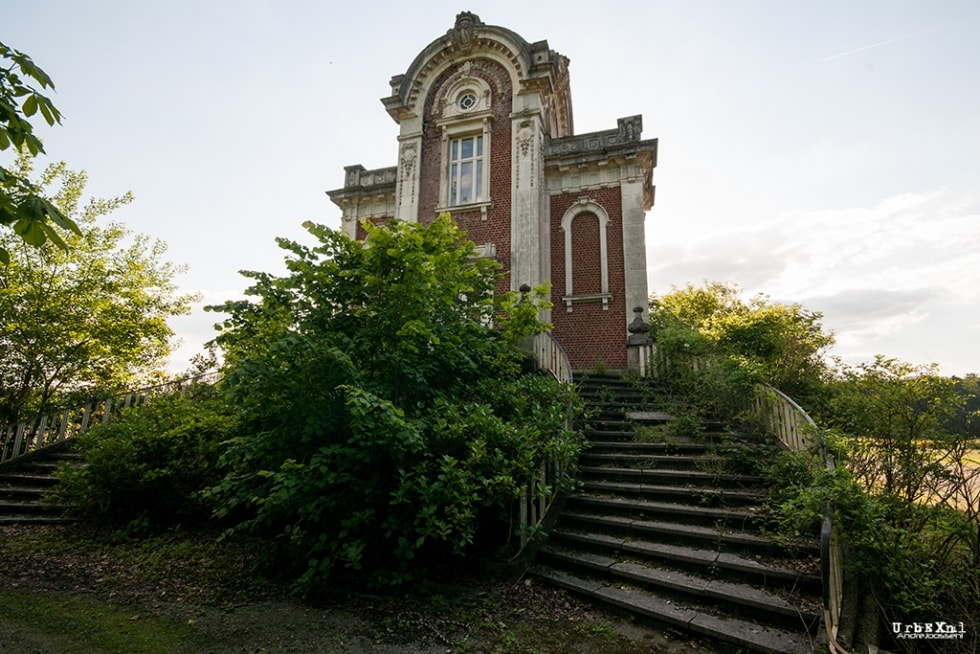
<box><xmin>0</xmin><ymin>372</ymin><xmax>222</xmax><ymax>466</ymax></box>
<box><xmin>516</xmin><ymin>332</ymin><xmax>574</xmax><ymax>550</ymax></box>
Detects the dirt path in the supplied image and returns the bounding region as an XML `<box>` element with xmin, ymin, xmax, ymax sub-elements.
<box><xmin>0</xmin><ymin>525</ymin><xmax>713</xmax><ymax>654</ymax></box>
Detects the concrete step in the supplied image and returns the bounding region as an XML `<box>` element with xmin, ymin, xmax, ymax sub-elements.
<box><xmin>0</xmin><ymin>484</ymin><xmax>49</xmax><ymax>499</ymax></box>
<box><xmin>543</xmin><ymin>372</ymin><xmax>822</xmax><ymax>651</ymax></box>
<box><xmin>582</xmin><ymin>453</ymin><xmax>721</xmax><ymax>471</ymax></box>
<box><xmin>564</xmin><ymin>494</ymin><xmax>764</xmax><ymax>528</ymax></box>
<box><xmin>0</xmin><ymin>498</ymin><xmax>70</xmax><ymax>514</ymax></box>
<box><xmin>539</xmin><ymin>546</ymin><xmax>820</xmax><ymax>628</ymax></box>
<box><xmin>578</xmin><ymin>465</ymin><xmax>765</xmax><ymax>488</ymax></box>
<box><xmin>534</xmin><ymin>567</ymin><xmax>816</xmax><ymax>654</ymax></box>
<box><xmin>585</xmin><ymin>440</ymin><xmax>711</xmax><ymax>454</ymax></box>
<box><xmin>581</xmin><ymin>479</ymin><xmax>768</xmax><ymax>506</ymax></box>
<box><xmin>557</xmin><ymin>511</ymin><xmax>807</xmax><ymax>557</ymax></box>
<box><xmin>549</xmin><ymin>528</ymin><xmax>820</xmax><ymax>590</ymax></box>
<box><xmin>0</xmin><ymin>514</ymin><xmax>75</xmax><ymax>525</ymax></box>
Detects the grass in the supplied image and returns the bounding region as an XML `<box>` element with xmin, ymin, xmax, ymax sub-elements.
<box><xmin>0</xmin><ymin>590</ymin><xmax>194</xmax><ymax>654</ymax></box>
<box><xmin>0</xmin><ymin>525</ymin><xmax>698</xmax><ymax>654</ymax></box>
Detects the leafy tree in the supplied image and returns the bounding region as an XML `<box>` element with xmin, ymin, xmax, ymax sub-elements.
<box><xmin>784</xmin><ymin>357</ymin><xmax>980</xmax><ymax>644</ymax></box>
<box><xmin>1</xmin><ymin>41</ymin><xmax>79</xmax><ymax>263</ymax></box>
<box><xmin>649</xmin><ymin>281</ymin><xmax>834</xmax><ymax>402</ymax></box>
<box><xmin>205</xmin><ymin>216</ymin><xmax>580</xmax><ymax>592</ymax></box>
<box><xmin>822</xmin><ymin>356</ymin><xmax>972</xmax><ymax>506</ymax></box>
<box><xmin>0</xmin><ymin>156</ymin><xmax>198</xmax><ymax>424</ymax></box>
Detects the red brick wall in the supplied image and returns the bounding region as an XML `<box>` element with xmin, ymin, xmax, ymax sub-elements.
<box><xmin>550</xmin><ymin>188</ymin><xmax>628</xmax><ymax>370</ymax></box>
<box><xmin>418</xmin><ymin>59</ymin><xmax>513</xmax><ymax>294</ymax></box>
<box><xmin>569</xmin><ymin>212</ymin><xmax>602</xmax><ymax>295</ymax></box>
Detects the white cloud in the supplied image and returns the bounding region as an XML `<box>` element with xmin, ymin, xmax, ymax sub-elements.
<box><xmin>647</xmin><ymin>187</ymin><xmax>980</xmax><ymax>373</ymax></box>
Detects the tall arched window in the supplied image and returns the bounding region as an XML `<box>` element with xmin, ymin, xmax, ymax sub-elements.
<box><xmin>560</xmin><ymin>199</ymin><xmax>611</xmax><ymax>312</ymax></box>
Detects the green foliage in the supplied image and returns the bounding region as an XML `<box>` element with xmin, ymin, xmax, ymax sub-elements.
<box><xmin>649</xmin><ymin>281</ymin><xmax>834</xmax><ymax>404</ymax></box>
<box><xmin>822</xmin><ymin>356</ymin><xmax>971</xmax><ymax>505</ymax></box>
<box><xmin>765</xmin><ymin>420</ymin><xmax>980</xmax><ymax>648</ymax></box>
<box><xmin>1</xmin><ymin>42</ymin><xmax>80</xmax><ymax>262</ymax></box>
<box><xmin>495</xmin><ymin>281</ymin><xmax>554</xmax><ymax>344</ymax></box>
<box><xmin>205</xmin><ymin>216</ymin><xmax>582</xmax><ymax>593</ymax></box>
<box><xmin>0</xmin><ymin>156</ymin><xmax>197</xmax><ymax>424</ymax></box>
<box><xmin>55</xmin><ymin>392</ymin><xmax>232</xmax><ymax>529</ymax></box>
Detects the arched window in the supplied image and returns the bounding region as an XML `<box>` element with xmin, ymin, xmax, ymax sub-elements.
<box><xmin>560</xmin><ymin>199</ymin><xmax>612</xmax><ymax>312</ymax></box>
<box><xmin>436</xmin><ymin>76</ymin><xmax>493</xmax><ymax>213</ymax></box>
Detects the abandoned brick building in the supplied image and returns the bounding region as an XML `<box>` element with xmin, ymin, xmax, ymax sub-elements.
<box><xmin>328</xmin><ymin>12</ymin><xmax>658</xmax><ymax>370</ymax></box>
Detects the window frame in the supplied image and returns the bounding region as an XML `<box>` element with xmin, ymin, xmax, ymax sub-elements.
<box><xmin>436</xmin><ymin>81</ymin><xmax>493</xmax><ymax>214</ymax></box>
<box><xmin>448</xmin><ymin>134</ymin><xmax>485</xmax><ymax>206</ymax></box>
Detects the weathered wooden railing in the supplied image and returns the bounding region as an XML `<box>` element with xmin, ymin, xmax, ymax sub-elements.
<box><xmin>0</xmin><ymin>372</ymin><xmax>222</xmax><ymax>466</ymax></box>
<box><xmin>516</xmin><ymin>331</ymin><xmax>574</xmax><ymax>550</ymax></box>
<box><xmin>627</xmin><ymin>324</ymin><xmax>848</xmax><ymax>652</ymax></box>
<box><xmin>754</xmin><ymin>386</ymin><xmax>847</xmax><ymax>653</ymax></box>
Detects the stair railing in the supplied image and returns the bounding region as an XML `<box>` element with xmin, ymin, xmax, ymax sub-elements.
<box><xmin>0</xmin><ymin>372</ymin><xmax>221</xmax><ymax>466</ymax></box>
<box><xmin>626</xmin><ymin>310</ymin><xmax>848</xmax><ymax>653</ymax></box>
<box><xmin>753</xmin><ymin>385</ymin><xmax>848</xmax><ymax>654</ymax></box>
<box><xmin>516</xmin><ymin>331</ymin><xmax>574</xmax><ymax>550</ymax></box>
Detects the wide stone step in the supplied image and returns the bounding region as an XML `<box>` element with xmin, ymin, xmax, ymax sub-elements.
<box><xmin>540</xmin><ymin>546</ymin><xmax>820</xmax><ymax>628</ymax></box>
<box><xmin>0</xmin><ymin>514</ymin><xmax>75</xmax><ymax>525</ymax></box>
<box><xmin>582</xmin><ymin>455</ymin><xmax>721</xmax><ymax>473</ymax></box>
<box><xmin>0</xmin><ymin>498</ymin><xmax>70</xmax><ymax>514</ymax></box>
<box><xmin>550</xmin><ymin>528</ymin><xmax>820</xmax><ymax>590</ymax></box>
<box><xmin>581</xmin><ymin>479</ymin><xmax>767</xmax><ymax>506</ymax></box>
<box><xmin>579</xmin><ymin>466</ymin><xmax>764</xmax><ymax>488</ymax></box>
<box><xmin>0</xmin><ymin>472</ymin><xmax>59</xmax><ymax>486</ymax></box>
<box><xmin>0</xmin><ymin>485</ymin><xmax>49</xmax><ymax>499</ymax></box>
<box><xmin>533</xmin><ymin>567</ymin><xmax>816</xmax><ymax>654</ymax></box>
<box><xmin>565</xmin><ymin>494</ymin><xmax>764</xmax><ymax>528</ymax></box>
<box><xmin>558</xmin><ymin>511</ymin><xmax>801</xmax><ymax>557</ymax></box>
<box><xmin>586</xmin><ymin>441</ymin><xmax>711</xmax><ymax>455</ymax></box>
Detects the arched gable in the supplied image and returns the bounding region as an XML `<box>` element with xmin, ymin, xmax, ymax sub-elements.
<box><xmin>382</xmin><ymin>12</ymin><xmax>572</xmax><ymax>137</ymax></box>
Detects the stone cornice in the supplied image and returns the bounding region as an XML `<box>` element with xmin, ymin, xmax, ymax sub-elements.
<box><xmin>544</xmin><ymin>116</ymin><xmax>656</xmax><ymax>164</ymax></box>
<box><xmin>326</xmin><ymin>164</ymin><xmax>398</xmax><ymax>207</ymax></box>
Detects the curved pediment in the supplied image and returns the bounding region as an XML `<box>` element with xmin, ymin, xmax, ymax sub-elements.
<box><xmin>382</xmin><ymin>12</ymin><xmax>572</xmax><ymax>136</ymax></box>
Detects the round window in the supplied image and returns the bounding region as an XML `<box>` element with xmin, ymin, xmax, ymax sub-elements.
<box><xmin>457</xmin><ymin>92</ymin><xmax>477</xmax><ymax>111</ymax></box>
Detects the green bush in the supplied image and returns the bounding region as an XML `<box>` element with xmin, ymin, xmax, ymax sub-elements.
<box><xmin>56</xmin><ymin>392</ymin><xmax>231</xmax><ymax>529</ymax></box>
<box><xmin>765</xmin><ymin>434</ymin><xmax>980</xmax><ymax>652</ymax></box>
<box><xmin>204</xmin><ymin>217</ymin><xmax>582</xmax><ymax>594</ymax></box>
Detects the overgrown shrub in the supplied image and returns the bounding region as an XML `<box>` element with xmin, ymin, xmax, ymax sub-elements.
<box><xmin>204</xmin><ymin>217</ymin><xmax>583</xmax><ymax>594</ymax></box>
<box><xmin>55</xmin><ymin>391</ymin><xmax>232</xmax><ymax>530</ymax></box>
<box><xmin>765</xmin><ymin>427</ymin><xmax>980</xmax><ymax>652</ymax></box>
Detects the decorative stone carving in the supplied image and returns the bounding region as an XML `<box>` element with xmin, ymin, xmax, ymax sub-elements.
<box><xmin>517</xmin><ymin>120</ymin><xmax>534</xmax><ymax>157</ymax></box>
<box><xmin>618</xmin><ymin>115</ymin><xmax>642</xmax><ymax>142</ymax></box>
<box><xmin>399</xmin><ymin>142</ymin><xmax>417</xmax><ymax>173</ymax></box>
<box><xmin>451</xmin><ymin>12</ymin><xmax>482</xmax><ymax>53</ymax></box>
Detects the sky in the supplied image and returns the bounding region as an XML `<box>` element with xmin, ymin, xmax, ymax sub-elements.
<box><xmin>3</xmin><ymin>0</ymin><xmax>979</xmax><ymax>377</ymax></box>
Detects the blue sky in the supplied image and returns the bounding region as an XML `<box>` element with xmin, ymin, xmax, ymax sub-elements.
<box><xmin>4</xmin><ymin>1</ymin><xmax>979</xmax><ymax>376</ymax></box>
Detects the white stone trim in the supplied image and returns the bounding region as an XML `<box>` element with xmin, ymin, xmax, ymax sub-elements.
<box><xmin>395</xmin><ymin>134</ymin><xmax>422</xmax><ymax>222</ymax></box>
<box><xmin>621</xmin><ymin>177</ymin><xmax>650</xmax><ymax>327</ymax></box>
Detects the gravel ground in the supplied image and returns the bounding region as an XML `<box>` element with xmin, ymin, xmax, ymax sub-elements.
<box><xmin>0</xmin><ymin>525</ymin><xmax>715</xmax><ymax>654</ymax></box>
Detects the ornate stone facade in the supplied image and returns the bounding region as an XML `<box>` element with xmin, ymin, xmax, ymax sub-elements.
<box><xmin>327</xmin><ymin>12</ymin><xmax>658</xmax><ymax>370</ymax></box>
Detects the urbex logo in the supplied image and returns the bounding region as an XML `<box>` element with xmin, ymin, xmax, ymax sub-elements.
<box><xmin>892</xmin><ymin>621</ymin><xmax>965</xmax><ymax>640</ymax></box>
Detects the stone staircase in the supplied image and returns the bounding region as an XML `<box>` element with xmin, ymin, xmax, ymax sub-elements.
<box><xmin>533</xmin><ymin>372</ymin><xmax>823</xmax><ymax>653</ymax></box>
<box><xmin>0</xmin><ymin>445</ymin><xmax>78</xmax><ymax>525</ymax></box>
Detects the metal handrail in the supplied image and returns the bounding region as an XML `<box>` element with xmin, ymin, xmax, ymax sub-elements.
<box><xmin>0</xmin><ymin>371</ymin><xmax>221</xmax><ymax>465</ymax></box>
